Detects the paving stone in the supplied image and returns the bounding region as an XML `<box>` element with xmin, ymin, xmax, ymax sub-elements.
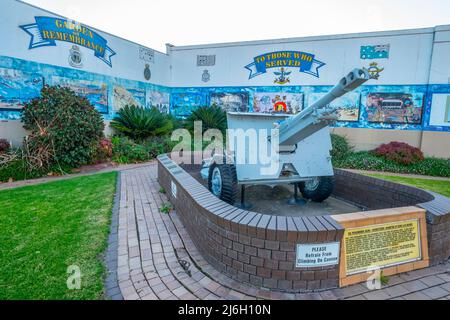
<box><xmin>419</xmin><ymin>275</ymin><xmax>446</xmax><ymax>287</ymax></box>
<box><xmin>362</xmin><ymin>290</ymin><xmax>391</xmax><ymax>300</ymax></box>
<box><xmin>383</xmin><ymin>284</ymin><xmax>410</xmax><ymax>298</ymax></box>
<box><xmin>403</xmin><ymin>292</ymin><xmax>432</xmax><ymax>300</ymax></box>
<box><xmin>422</xmin><ymin>286</ymin><xmax>449</xmax><ymax>299</ymax></box>
<box><xmin>109</xmin><ymin>164</ymin><xmax>450</xmax><ymax>302</ymax></box>
<box><xmin>440</xmin><ymin>282</ymin><xmax>450</xmax><ymax>292</ymax></box>
<box><xmin>401</xmin><ymin>280</ymin><xmax>428</xmax><ymax>292</ymax></box>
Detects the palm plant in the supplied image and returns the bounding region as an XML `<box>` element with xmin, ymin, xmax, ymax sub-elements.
<box><xmin>186</xmin><ymin>104</ymin><xmax>227</xmax><ymax>134</ymax></box>
<box><xmin>111</xmin><ymin>105</ymin><xmax>173</xmax><ymax>141</ymax></box>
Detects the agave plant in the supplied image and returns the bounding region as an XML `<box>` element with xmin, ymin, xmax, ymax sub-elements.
<box><xmin>111</xmin><ymin>105</ymin><xmax>173</xmax><ymax>141</ymax></box>
<box><xmin>186</xmin><ymin>104</ymin><xmax>227</xmax><ymax>134</ymax></box>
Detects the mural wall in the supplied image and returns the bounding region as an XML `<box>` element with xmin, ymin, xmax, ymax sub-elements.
<box><xmin>0</xmin><ymin>55</ymin><xmax>170</xmax><ymax>121</ymax></box>
<box><xmin>0</xmin><ymin>67</ymin><xmax>43</xmax><ymax>120</ymax></box>
<box><xmin>52</xmin><ymin>76</ymin><xmax>109</xmax><ymax>114</ymax></box>
<box><xmin>0</xmin><ymin>0</ymin><xmax>449</xmax><ymax>136</ymax></box>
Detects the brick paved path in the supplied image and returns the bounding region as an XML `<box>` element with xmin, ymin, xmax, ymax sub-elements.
<box><xmin>108</xmin><ymin>164</ymin><xmax>450</xmax><ymax>300</ymax></box>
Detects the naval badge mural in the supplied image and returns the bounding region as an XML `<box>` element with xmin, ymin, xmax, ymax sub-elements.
<box><xmin>20</xmin><ymin>17</ymin><xmax>116</xmax><ymax>67</ymax></box>
<box><xmin>253</xmin><ymin>92</ymin><xmax>303</xmax><ymax>114</ymax></box>
<box><xmin>68</xmin><ymin>45</ymin><xmax>83</xmax><ymax>68</ymax></box>
<box><xmin>245</xmin><ymin>51</ymin><xmax>325</xmax><ymax>82</ymax></box>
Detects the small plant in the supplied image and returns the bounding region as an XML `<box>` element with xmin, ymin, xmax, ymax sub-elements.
<box><xmin>371</xmin><ymin>141</ymin><xmax>425</xmax><ymax>165</ymax></box>
<box><xmin>380</xmin><ymin>272</ymin><xmax>390</xmax><ymax>286</ymax></box>
<box><xmin>0</xmin><ymin>139</ymin><xmax>10</xmax><ymax>154</ymax></box>
<box><xmin>160</xmin><ymin>203</ymin><xmax>173</xmax><ymax>214</ymax></box>
<box><xmin>186</xmin><ymin>104</ymin><xmax>227</xmax><ymax>134</ymax></box>
<box><xmin>111</xmin><ymin>105</ymin><xmax>173</xmax><ymax>141</ymax></box>
<box><xmin>159</xmin><ymin>187</ymin><xmax>166</xmax><ymax>194</ymax></box>
<box><xmin>111</xmin><ymin>136</ymin><xmax>149</xmax><ymax>164</ymax></box>
<box><xmin>331</xmin><ymin>134</ymin><xmax>353</xmax><ymax>161</ymax></box>
<box><xmin>94</xmin><ymin>138</ymin><xmax>113</xmax><ymax>163</ymax></box>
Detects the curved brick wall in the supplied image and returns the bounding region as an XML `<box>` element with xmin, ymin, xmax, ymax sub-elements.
<box><xmin>158</xmin><ymin>155</ymin><xmax>344</xmax><ymax>292</ymax></box>
<box><xmin>333</xmin><ymin>169</ymin><xmax>450</xmax><ymax>266</ymax></box>
<box><xmin>157</xmin><ymin>155</ymin><xmax>450</xmax><ymax>291</ymax></box>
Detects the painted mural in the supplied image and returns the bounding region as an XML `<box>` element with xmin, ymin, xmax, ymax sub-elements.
<box><xmin>0</xmin><ymin>67</ymin><xmax>43</xmax><ymax>113</ymax></box>
<box><xmin>147</xmin><ymin>90</ymin><xmax>170</xmax><ymax>114</ymax></box>
<box><xmin>253</xmin><ymin>92</ymin><xmax>303</xmax><ymax>114</ymax></box>
<box><xmin>365</xmin><ymin>92</ymin><xmax>424</xmax><ymax>124</ymax></box>
<box><xmin>1</xmin><ymin>55</ymin><xmax>449</xmax><ymax>133</ymax></box>
<box><xmin>53</xmin><ymin>76</ymin><xmax>108</xmax><ymax>114</ymax></box>
<box><xmin>210</xmin><ymin>92</ymin><xmax>249</xmax><ymax>112</ymax></box>
<box><xmin>446</xmin><ymin>96</ymin><xmax>450</xmax><ymax>123</ymax></box>
<box><xmin>113</xmin><ymin>86</ymin><xmax>146</xmax><ymax>111</ymax></box>
<box><xmin>171</xmin><ymin>92</ymin><xmax>206</xmax><ymax>117</ymax></box>
<box><xmin>307</xmin><ymin>92</ymin><xmax>361</xmax><ymax>122</ymax></box>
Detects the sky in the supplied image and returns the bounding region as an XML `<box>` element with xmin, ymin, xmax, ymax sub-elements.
<box><xmin>23</xmin><ymin>0</ymin><xmax>450</xmax><ymax>52</ymax></box>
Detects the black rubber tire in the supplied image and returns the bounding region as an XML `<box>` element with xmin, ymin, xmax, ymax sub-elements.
<box><xmin>208</xmin><ymin>163</ymin><xmax>238</xmax><ymax>205</ymax></box>
<box><xmin>299</xmin><ymin>176</ymin><xmax>335</xmax><ymax>203</ymax></box>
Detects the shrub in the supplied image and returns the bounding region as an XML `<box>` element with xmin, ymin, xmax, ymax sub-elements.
<box><xmin>111</xmin><ymin>136</ymin><xmax>150</xmax><ymax>164</ymax></box>
<box><xmin>111</xmin><ymin>105</ymin><xmax>173</xmax><ymax>141</ymax></box>
<box><xmin>371</xmin><ymin>141</ymin><xmax>425</xmax><ymax>165</ymax></box>
<box><xmin>331</xmin><ymin>134</ymin><xmax>353</xmax><ymax>161</ymax></box>
<box><xmin>21</xmin><ymin>86</ymin><xmax>105</xmax><ymax>168</ymax></box>
<box><xmin>334</xmin><ymin>151</ymin><xmax>450</xmax><ymax>177</ymax></box>
<box><xmin>186</xmin><ymin>105</ymin><xmax>227</xmax><ymax>134</ymax></box>
<box><xmin>143</xmin><ymin>136</ymin><xmax>177</xmax><ymax>159</ymax></box>
<box><xmin>94</xmin><ymin>138</ymin><xmax>113</xmax><ymax>163</ymax></box>
<box><xmin>0</xmin><ymin>139</ymin><xmax>10</xmax><ymax>154</ymax></box>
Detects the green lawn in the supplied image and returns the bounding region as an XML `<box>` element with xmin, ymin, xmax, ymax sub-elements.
<box><xmin>366</xmin><ymin>174</ymin><xmax>450</xmax><ymax>198</ymax></box>
<box><xmin>0</xmin><ymin>172</ymin><xmax>117</xmax><ymax>300</ymax></box>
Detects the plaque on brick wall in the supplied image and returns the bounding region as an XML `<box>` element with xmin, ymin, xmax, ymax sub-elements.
<box><xmin>296</xmin><ymin>242</ymin><xmax>340</xmax><ymax>268</ymax></box>
<box><xmin>343</xmin><ymin>219</ymin><xmax>422</xmax><ymax>276</ymax></box>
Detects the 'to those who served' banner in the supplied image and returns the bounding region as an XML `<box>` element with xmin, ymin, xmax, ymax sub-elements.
<box><xmin>245</xmin><ymin>51</ymin><xmax>326</xmax><ymax>79</ymax></box>
<box><xmin>20</xmin><ymin>16</ymin><xmax>116</xmax><ymax>67</ymax></box>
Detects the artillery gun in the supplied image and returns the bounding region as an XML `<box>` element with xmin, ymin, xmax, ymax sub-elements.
<box><xmin>201</xmin><ymin>68</ymin><xmax>370</xmax><ymax>206</ymax></box>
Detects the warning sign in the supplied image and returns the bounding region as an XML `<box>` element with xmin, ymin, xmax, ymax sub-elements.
<box><xmin>344</xmin><ymin>219</ymin><xmax>422</xmax><ymax>275</ymax></box>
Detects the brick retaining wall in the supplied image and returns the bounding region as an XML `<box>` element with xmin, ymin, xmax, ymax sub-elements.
<box><xmin>157</xmin><ymin>155</ymin><xmax>450</xmax><ymax>291</ymax></box>
<box><xmin>334</xmin><ymin>169</ymin><xmax>450</xmax><ymax>266</ymax></box>
<box><xmin>158</xmin><ymin>155</ymin><xmax>344</xmax><ymax>292</ymax></box>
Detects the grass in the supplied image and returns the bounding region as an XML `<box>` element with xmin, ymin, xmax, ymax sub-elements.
<box><xmin>0</xmin><ymin>172</ymin><xmax>117</xmax><ymax>300</ymax></box>
<box><xmin>366</xmin><ymin>173</ymin><xmax>450</xmax><ymax>198</ymax></box>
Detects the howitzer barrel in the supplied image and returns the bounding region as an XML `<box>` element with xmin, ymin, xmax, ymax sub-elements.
<box><xmin>278</xmin><ymin>68</ymin><xmax>370</xmax><ymax>146</ymax></box>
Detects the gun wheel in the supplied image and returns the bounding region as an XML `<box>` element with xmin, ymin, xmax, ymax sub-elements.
<box><xmin>208</xmin><ymin>164</ymin><xmax>238</xmax><ymax>205</ymax></box>
<box><xmin>299</xmin><ymin>176</ymin><xmax>335</xmax><ymax>203</ymax></box>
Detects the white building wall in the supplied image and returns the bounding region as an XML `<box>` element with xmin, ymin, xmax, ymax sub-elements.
<box><xmin>0</xmin><ymin>0</ymin><xmax>170</xmax><ymax>86</ymax></box>
<box><xmin>169</xmin><ymin>29</ymin><xmax>435</xmax><ymax>87</ymax></box>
